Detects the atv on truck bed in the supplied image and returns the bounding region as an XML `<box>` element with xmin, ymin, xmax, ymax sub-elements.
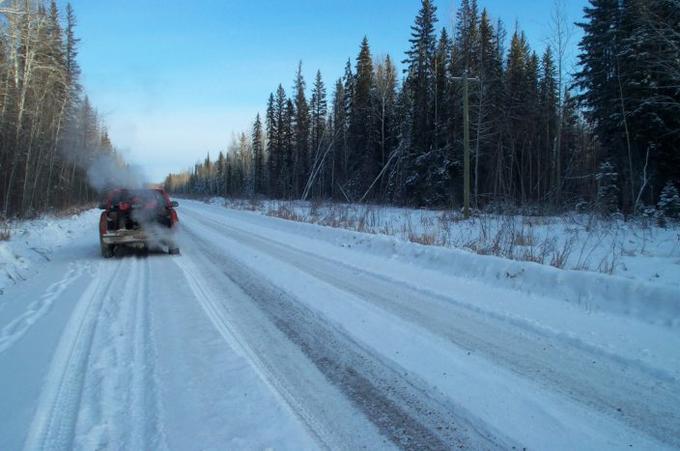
<box><xmin>99</xmin><ymin>188</ymin><xmax>180</xmax><ymax>257</ymax></box>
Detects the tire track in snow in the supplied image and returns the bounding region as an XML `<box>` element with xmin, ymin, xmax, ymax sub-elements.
<box><xmin>178</xmin><ymin>228</ymin><xmax>503</xmax><ymax>450</ymax></box>
<box><xmin>129</xmin><ymin>257</ymin><xmax>166</xmax><ymax>451</ymax></box>
<box><xmin>23</xmin><ymin>260</ymin><xmax>124</xmax><ymax>451</ymax></box>
<box><xmin>174</xmin><ymin>252</ymin><xmax>390</xmax><ymax>450</ymax></box>
<box><xmin>74</xmin><ymin>257</ymin><xmax>166</xmax><ymax>451</ymax></box>
<box><xmin>0</xmin><ymin>261</ymin><xmax>86</xmax><ymax>355</ymax></box>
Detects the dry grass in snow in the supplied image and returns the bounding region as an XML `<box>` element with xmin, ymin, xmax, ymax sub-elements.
<box><xmin>215</xmin><ymin>198</ymin><xmax>680</xmax><ymax>286</ymax></box>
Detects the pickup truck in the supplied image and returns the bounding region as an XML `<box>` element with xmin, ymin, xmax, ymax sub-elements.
<box><xmin>99</xmin><ymin>188</ymin><xmax>180</xmax><ymax>257</ymax></box>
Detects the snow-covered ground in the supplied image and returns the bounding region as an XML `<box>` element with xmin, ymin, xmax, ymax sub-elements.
<box><xmin>0</xmin><ymin>210</ymin><xmax>101</xmax><ymax>294</ymax></box>
<box><xmin>219</xmin><ymin>197</ymin><xmax>680</xmax><ymax>288</ymax></box>
<box><xmin>1</xmin><ymin>199</ymin><xmax>679</xmax><ymax>450</ymax></box>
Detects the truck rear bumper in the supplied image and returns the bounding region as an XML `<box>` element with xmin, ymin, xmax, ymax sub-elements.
<box><xmin>101</xmin><ymin>230</ymin><xmax>149</xmax><ymax>245</ymax></box>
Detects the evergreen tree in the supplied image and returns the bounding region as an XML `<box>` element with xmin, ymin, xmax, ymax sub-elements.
<box><xmin>273</xmin><ymin>85</ymin><xmax>289</xmax><ymax>197</ymax></box>
<box><xmin>252</xmin><ymin>114</ymin><xmax>265</xmax><ymax>195</ymax></box>
<box><xmin>373</xmin><ymin>55</ymin><xmax>399</xmax><ymax>197</ymax></box>
<box><xmin>216</xmin><ymin>151</ymin><xmax>226</xmax><ymax>196</ymax></box>
<box><xmin>347</xmin><ymin>37</ymin><xmax>375</xmax><ymax>197</ymax></box>
<box><xmin>619</xmin><ymin>0</ymin><xmax>680</xmax><ymax>203</ymax></box>
<box><xmin>539</xmin><ymin>46</ymin><xmax>559</xmax><ymax>202</ymax></box>
<box><xmin>337</xmin><ymin>60</ymin><xmax>354</xmax><ymax>194</ymax></box>
<box><xmin>309</xmin><ymin>70</ymin><xmax>327</xmax><ymax>196</ymax></box>
<box><xmin>454</xmin><ymin>0</ymin><xmax>480</xmax><ymax>73</ymax></box>
<box><xmin>292</xmin><ymin>62</ymin><xmax>310</xmax><ymax>197</ymax></box>
<box><xmin>330</xmin><ymin>78</ymin><xmax>346</xmax><ymax>198</ymax></box>
<box><xmin>596</xmin><ymin>161</ymin><xmax>620</xmax><ymax>215</ymax></box>
<box><xmin>503</xmin><ymin>30</ymin><xmax>531</xmax><ymax>201</ymax></box>
<box><xmin>657</xmin><ymin>181</ymin><xmax>680</xmax><ymax>220</ymax></box>
<box><xmin>282</xmin><ymin>98</ymin><xmax>295</xmax><ymax>198</ymax></box>
<box><xmin>474</xmin><ymin>9</ymin><xmax>503</xmax><ymax>206</ymax></box>
<box><xmin>575</xmin><ymin>0</ymin><xmax>627</xmax><ymax>205</ymax></box>
<box><xmin>433</xmin><ymin>29</ymin><xmax>451</xmax><ymax>151</ymax></box>
<box><xmin>402</xmin><ymin>0</ymin><xmax>438</xmax><ymax>205</ymax></box>
<box><xmin>265</xmin><ymin>93</ymin><xmax>278</xmax><ymax>195</ymax></box>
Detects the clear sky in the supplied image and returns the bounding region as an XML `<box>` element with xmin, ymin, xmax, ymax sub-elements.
<box><xmin>60</xmin><ymin>0</ymin><xmax>588</xmax><ymax>183</ymax></box>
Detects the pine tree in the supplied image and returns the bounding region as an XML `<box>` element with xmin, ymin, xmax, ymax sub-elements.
<box><xmin>282</xmin><ymin>98</ymin><xmax>295</xmax><ymax>198</ymax></box>
<box><xmin>619</xmin><ymin>0</ymin><xmax>680</xmax><ymax>203</ymax></box>
<box><xmin>309</xmin><ymin>70</ymin><xmax>327</xmax><ymax>196</ymax></box>
<box><xmin>657</xmin><ymin>181</ymin><xmax>680</xmax><ymax>220</ymax></box>
<box><xmin>216</xmin><ymin>151</ymin><xmax>226</xmax><ymax>196</ymax></box>
<box><xmin>504</xmin><ymin>30</ymin><xmax>531</xmax><ymax>202</ymax></box>
<box><xmin>347</xmin><ymin>37</ymin><xmax>375</xmax><ymax>197</ymax></box>
<box><xmin>454</xmin><ymin>0</ymin><xmax>480</xmax><ymax>73</ymax></box>
<box><xmin>337</xmin><ymin>60</ymin><xmax>354</xmax><ymax>195</ymax></box>
<box><xmin>373</xmin><ymin>55</ymin><xmax>399</xmax><ymax>197</ymax></box>
<box><xmin>265</xmin><ymin>93</ymin><xmax>278</xmax><ymax>196</ymax></box>
<box><xmin>252</xmin><ymin>114</ymin><xmax>265</xmax><ymax>195</ymax></box>
<box><xmin>65</xmin><ymin>3</ymin><xmax>81</xmax><ymax>97</ymax></box>
<box><xmin>403</xmin><ymin>0</ymin><xmax>438</xmax><ymax>205</ymax></box>
<box><xmin>292</xmin><ymin>62</ymin><xmax>310</xmax><ymax>197</ymax></box>
<box><xmin>329</xmin><ymin>79</ymin><xmax>345</xmax><ymax>199</ymax></box>
<box><xmin>474</xmin><ymin>9</ymin><xmax>503</xmax><ymax>207</ymax></box>
<box><xmin>274</xmin><ymin>85</ymin><xmax>289</xmax><ymax>197</ymax></box>
<box><xmin>575</xmin><ymin>0</ymin><xmax>632</xmax><ymax>207</ymax></box>
<box><xmin>433</xmin><ymin>29</ymin><xmax>451</xmax><ymax>151</ymax></box>
<box><xmin>596</xmin><ymin>161</ymin><xmax>620</xmax><ymax>215</ymax></box>
<box><xmin>539</xmin><ymin>46</ymin><xmax>559</xmax><ymax>202</ymax></box>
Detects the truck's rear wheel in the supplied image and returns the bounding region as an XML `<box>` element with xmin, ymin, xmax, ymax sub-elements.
<box><xmin>101</xmin><ymin>241</ymin><xmax>114</xmax><ymax>258</ymax></box>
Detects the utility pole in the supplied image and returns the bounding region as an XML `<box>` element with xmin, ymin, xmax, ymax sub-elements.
<box><xmin>463</xmin><ymin>71</ymin><xmax>470</xmax><ymax>219</ymax></box>
<box><xmin>452</xmin><ymin>71</ymin><xmax>479</xmax><ymax>219</ymax></box>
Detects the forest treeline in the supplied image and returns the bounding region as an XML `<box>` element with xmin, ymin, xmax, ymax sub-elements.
<box><xmin>166</xmin><ymin>0</ymin><xmax>680</xmax><ymax>215</ymax></box>
<box><xmin>0</xmin><ymin>1</ymin><xmax>120</xmax><ymax>218</ymax></box>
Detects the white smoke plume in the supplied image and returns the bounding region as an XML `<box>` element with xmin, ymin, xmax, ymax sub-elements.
<box><xmin>86</xmin><ymin>153</ymin><xmax>148</xmax><ymax>193</ymax></box>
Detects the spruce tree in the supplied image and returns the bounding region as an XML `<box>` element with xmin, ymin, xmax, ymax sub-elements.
<box><xmin>373</xmin><ymin>55</ymin><xmax>399</xmax><ymax>198</ymax></box>
<box><xmin>347</xmin><ymin>37</ymin><xmax>375</xmax><ymax>197</ymax></box>
<box><xmin>275</xmin><ymin>85</ymin><xmax>289</xmax><ymax>197</ymax></box>
<box><xmin>216</xmin><ymin>151</ymin><xmax>226</xmax><ymax>196</ymax></box>
<box><xmin>474</xmin><ymin>9</ymin><xmax>503</xmax><ymax>207</ymax></box>
<box><xmin>539</xmin><ymin>46</ymin><xmax>559</xmax><ymax>202</ymax></box>
<box><xmin>292</xmin><ymin>63</ymin><xmax>310</xmax><ymax>197</ymax></box>
<box><xmin>575</xmin><ymin>0</ymin><xmax>627</xmax><ymax>206</ymax></box>
<box><xmin>265</xmin><ymin>93</ymin><xmax>277</xmax><ymax>196</ymax></box>
<box><xmin>657</xmin><ymin>181</ymin><xmax>680</xmax><ymax>221</ymax></box>
<box><xmin>596</xmin><ymin>161</ymin><xmax>620</xmax><ymax>215</ymax></box>
<box><xmin>252</xmin><ymin>114</ymin><xmax>265</xmax><ymax>195</ymax></box>
<box><xmin>282</xmin><ymin>98</ymin><xmax>295</xmax><ymax>198</ymax></box>
<box><xmin>310</xmin><ymin>70</ymin><xmax>328</xmax><ymax>196</ymax></box>
<box><xmin>329</xmin><ymin>79</ymin><xmax>346</xmax><ymax>199</ymax></box>
<box><xmin>403</xmin><ymin>0</ymin><xmax>438</xmax><ymax>205</ymax></box>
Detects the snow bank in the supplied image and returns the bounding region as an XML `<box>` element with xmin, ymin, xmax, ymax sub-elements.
<box><xmin>218</xmin><ymin>199</ymin><xmax>680</xmax><ymax>288</ymax></box>
<box><xmin>0</xmin><ymin>210</ymin><xmax>100</xmax><ymax>293</ymax></box>
<box><xmin>207</xmin><ymin>199</ymin><xmax>680</xmax><ymax>328</ymax></box>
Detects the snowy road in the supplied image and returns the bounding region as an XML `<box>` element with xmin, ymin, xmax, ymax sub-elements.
<box><xmin>1</xmin><ymin>200</ymin><xmax>679</xmax><ymax>450</ymax></box>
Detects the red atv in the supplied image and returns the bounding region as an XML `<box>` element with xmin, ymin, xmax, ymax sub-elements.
<box><xmin>99</xmin><ymin>188</ymin><xmax>180</xmax><ymax>258</ymax></box>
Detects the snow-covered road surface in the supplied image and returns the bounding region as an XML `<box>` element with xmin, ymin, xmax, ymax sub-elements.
<box><xmin>1</xmin><ymin>199</ymin><xmax>678</xmax><ymax>450</ymax></box>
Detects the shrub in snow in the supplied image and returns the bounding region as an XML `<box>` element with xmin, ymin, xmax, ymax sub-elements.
<box><xmin>575</xmin><ymin>200</ymin><xmax>592</xmax><ymax>214</ymax></box>
<box><xmin>596</xmin><ymin>161</ymin><xmax>619</xmax><ymax>216</ymax></box>
<box><xmin>657</xmin><ymin>181</ymin><xmax>680</xmax><ymax>222</ymax></box>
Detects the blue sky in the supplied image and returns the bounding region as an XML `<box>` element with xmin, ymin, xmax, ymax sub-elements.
<box><xmin>61</xmin><ymin>0</ymin><xmax>588</xmax><ymax>182</ymax></box>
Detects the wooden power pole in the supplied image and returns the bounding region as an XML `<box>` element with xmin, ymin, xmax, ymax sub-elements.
<box><xmin>452</xmin><ymin>71</ymin><xmax>479</xmax><ymax>219</ymax></box>
<box><xmin>463</xmin><ymin>71</ymin><xmax>471</xmax><ymax>219</ymax></box>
